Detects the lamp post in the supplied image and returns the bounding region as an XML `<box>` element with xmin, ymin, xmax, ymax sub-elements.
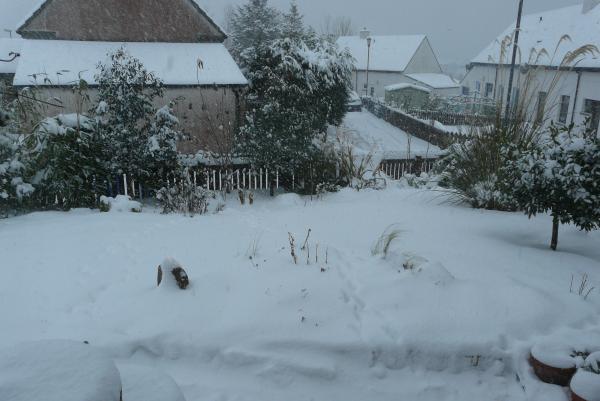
<box><xmin>504</xmin><ymin>0</ymin><xmax>525</xmax><ymax>122</ymax></box>
<box><xmin>366</xmin><ymin>36</ymin><xmax>372</xmax><ymax>97</ymax></box>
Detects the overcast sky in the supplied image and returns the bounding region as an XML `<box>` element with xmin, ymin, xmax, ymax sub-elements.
<box><xmin>0</xmin><ymin>0</ymin><xmax>584</xmax><ymax>63</ymax></box>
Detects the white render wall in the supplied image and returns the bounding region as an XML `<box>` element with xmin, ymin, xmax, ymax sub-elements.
<box><xmin>461</xmin><ymin>64</ymin><xmax>600</xmax><ymax>132</ymax></box>
<box><xmin>351</xmin><ymin>37</ymin><xmax>445</xmax><ymax>99</ymax></box>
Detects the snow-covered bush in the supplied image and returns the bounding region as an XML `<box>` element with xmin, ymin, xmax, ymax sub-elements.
<box><xmin>156</xmin><ymin>171</ymin><xmax>214</xmax><ymax>216</ymax></box>
<box><xmin>237</xmin><ymin>35</ymin><xmax>353</xmax><ymax>189</ymax></box>
<box><xmin>436</xmin><ymin>130</ymin><xmax>526</xmax><ymax>211</ymax></box>
<box><xmin>25</xmin><ymin>114</ymin><xmax>105</xmax><ymax>210</ymax></box>
<box><xmin>99</xmin><ymin>195</ymin><xmax>142</xmax><ymax>213</ymax></box>
<box><xmin>506</xmin><ymin>124</ymin><xmax>600</xmax><ymax>251</ymax></box>
<box><xmin>95</xmin><ymin>48</ymin><xmax>182</xmax><ymax>185</ymax></box>
<box><xmin>399</xmin><ymin>173</ymin><xmax>440</xmax><ymax>190</ymax></box>
<box><xmin>0</xmin><ymin>103</ymin><xmax>33</xmax><ymax>216</ymax></box>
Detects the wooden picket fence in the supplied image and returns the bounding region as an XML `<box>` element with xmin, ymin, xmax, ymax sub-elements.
<box><xmin>378</xmin><ymin>158</ymin><xmax>437</xmax><ymax>180</ymax></box>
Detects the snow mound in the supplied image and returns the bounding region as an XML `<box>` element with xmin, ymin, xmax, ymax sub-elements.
<box><xmin>119</xmin><ymin>364</ymin><xmax>185</xmax><ymax>401</ymax></box>
<box><xmin>585</xmin><ymin>351</ymin><xmax>600</xmax><ymax>373</ymax></box>
<box><xmin>100</xmin><ymin>195</ymin><xmax>142</xmax><ymax>213</ymax></box>
<box><xmin>0</xmin><ymin>340</ymin><xmax>122</xmax><ymax>401</ymax></box>
<box><xmin>571</xmin><ymin>370</ymin><xmax>600</xmax><ymax>401</ymax></box>
<box><xmin>531</xmin><ymin>343</ymin><xmax>578</xmax><ymax>369</ymax></box>
<box><xmin>414</xmin><ymin>261</ymin><xmax>456</xmax><ymax>285</ymax></box>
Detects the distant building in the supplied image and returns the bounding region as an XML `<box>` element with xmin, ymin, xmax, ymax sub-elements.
<box><xmin>0</xmin><ymin>38</ymin><xmax>22</xmax><ymax>87</ymax></box>
<box><xmin>461</xmin><ymin>0</ymin><xmax>600</xmax><ymax>133</ymax></box>
<box><xmin>337</xmin><ymin>32</ymin><xmax>459</xmax><ymax>99</ymax></box>
<box><xmin>7</xmin><ymin>0</ymin><xmax>248</xmax><ymax>155</ymax></box>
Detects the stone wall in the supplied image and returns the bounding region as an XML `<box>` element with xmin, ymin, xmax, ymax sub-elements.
<box><xmin>362</xmin><ymin>97</ymin><xmax>466</xmax><ymax>149</ymax></box>
<box><xmin>30</xmin><ymin>85</ymin><xmax>246</xmax><ymax>155</ymax></box>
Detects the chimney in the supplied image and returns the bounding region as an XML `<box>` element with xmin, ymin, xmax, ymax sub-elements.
<box><xmin>583</xmin><ymin>0</ymin><xmax>600</xmax><ymax>13</ymax></box>
<box><xmin>359</xmin><ymin>28</ymin><xmax>370</xmax><ymax>40</ymax></box>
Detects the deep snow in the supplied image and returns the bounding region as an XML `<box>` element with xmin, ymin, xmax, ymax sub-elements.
<box><xmin>0</xmin><ymin>186</ymin><xmax>599</xmax><ymax>401</ymax></box>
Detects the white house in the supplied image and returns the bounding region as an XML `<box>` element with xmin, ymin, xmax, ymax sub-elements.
<box><xmin>461</xmin><ymin>0</ymin><xmax>600</xmax><ymax>133</ymax></box>
<box><xmin>337</xmin><ymin>32</ymin><xmax>459</xmax><ymax>99</ymax></box>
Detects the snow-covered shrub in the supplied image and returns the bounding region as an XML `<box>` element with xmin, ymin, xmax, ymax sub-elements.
<box><xmin>237</xmin><ymin>33</ymin><xmax>353</xmax><ymax>191</ymax></box>
<box><xmin>25</xmin><ymin>114</ymin><xmax>105</xmax><ymax>210</ymax></box>
<box><xmin>99</xmin><ymin>195</ymin><xmax>142</xmax><ymax>213</ymax></box>
<box><xmin>95</xmin><ymin>48</ymin><xmax>182</xmax><ymax>185</ymax></box>
<box><xmin>156</xmin><ymin>171</ymin><xmax>214</xmax><ymax>216</ymax></box>
<box><xmin>436</xmin><ymin>130</ymin><xmax>525</xmax><ymax>211</ymax></box>
<box><xmin>0</xmin><ymin>104</ymin><xmax>33</xmax><ymax>216</ymax></box>
<box><xmin>506</xmin><ymin>124</ymin><xmax>600</xmax><ymax>251</ymax></box>
<box><xmin>399</xmin><ymin>173</ymin><xmax>440</xmax><ymax>189</ymax></box>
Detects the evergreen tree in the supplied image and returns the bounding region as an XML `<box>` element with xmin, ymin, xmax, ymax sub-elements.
<box><xmin>238</xmin><ymin>36</ymin><xmax>353</xmax><ymax>178</ymax></box>
<box><xmin>507</xmin><ymin>124</ymin><xmax>600</xmax><ymax>251</ymax></box>
<box><xmin>228</xmin><ymin>0</ymin><xmax>282</xmax><ymax>67</ymax></box>
<box><xmin>282</xmin><ymin>1</ymin><xmax>306</xmax><ymax>42</ymax></box>
<box><xmin>95</xmin><ymin>48</ymin><xmax>182</xmax><ymax>185</ymax></box>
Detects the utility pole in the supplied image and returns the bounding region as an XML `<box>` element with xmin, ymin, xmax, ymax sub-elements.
<box><xmin>366</xmin><ymin>36</ymin><xmax>372</xmax><ymax>97</ymax></box>
<box><xmin>504</xmin><ymin>0</ymin><xmax>525</xmax><ymax>122</ymax></box>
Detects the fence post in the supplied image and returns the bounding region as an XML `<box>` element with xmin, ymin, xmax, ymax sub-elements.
<box><xmin>237</xmin><ymin>170</ymin><xmax>240</xmax><ymax>190</ymax></box>
<box><xmin>123</xmin><ymin>174</ymin><xmax>128</xmax><ymax>197</ymax></box>
<box><xmin>259</xmin><ymin>168</ymin><xmax>263</xmax><ymax>189</ymax></box>
<box><xmin>276</xmin><ymin>170</ymin><xmax>279</xmax><ymax>189</ymax></box>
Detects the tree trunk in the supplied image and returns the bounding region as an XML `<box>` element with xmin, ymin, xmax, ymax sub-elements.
<box><xmin>551</xmin><ymin>215</ymin><xmax>559</xmax><ymax>251</ymax></box>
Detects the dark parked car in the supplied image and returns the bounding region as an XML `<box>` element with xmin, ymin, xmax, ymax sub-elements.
<box><xmin>346</xmin><ymin>91</ymin><xmax>362</xmax><ymax>112</ymax></box>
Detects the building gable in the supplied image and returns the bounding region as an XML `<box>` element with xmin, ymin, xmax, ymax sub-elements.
<box><xmin>16</xmin><ymin>0</ymin><xmax>226</xmax><ymax>43</ymax></box>
<box><xmin>403</xmin><ymin>38</ymin><xmax>443</xmax><ymax>75</ymax></box>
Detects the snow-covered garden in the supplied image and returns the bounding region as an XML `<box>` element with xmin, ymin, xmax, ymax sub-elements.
<box><xmin>1</xmin><ymin>185</ymin><xmax>599</xmax><ymax>401</ymax></box>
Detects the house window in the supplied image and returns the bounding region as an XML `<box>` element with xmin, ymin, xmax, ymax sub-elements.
<box><xmin>370</xmin><ymin>87</ymin><xmax>375</xmax><ymax>97</ymax></box>
<box><xmin>484</xmin><ymin>83</ymin><xmax>494</xmax><ymax>98</ymax></box>
<box><xmin>536</xmin><ymin>91</ymin><xmax>548</xmax><ymax>123</ymax></box>
<box><xmin>475</xmin><ymin>81</ymin><xmax>481</xmax><ymax>93</ymax></box>
<box><xmin>462</xmin><ymin>86</ymin><xmax>470</xmax><ymax>96</ymax></box>
<box><xmin>584</xmin><ymin>99</ymin><xmax>600</xmax><ymax>133</ymax></box>
<box><xmin>558</xmin><ymin>95</ymin><xmax>570</xmax><ymax>124</ymax></box>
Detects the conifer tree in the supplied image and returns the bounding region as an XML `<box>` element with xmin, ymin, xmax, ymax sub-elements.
<box><xmin>228</xmin><ymin>0</ymin><xmax>282</xmax><ymax>67</ymax></box>
<box><xmin>282</xmin><ymin>1</ymin><xmax>306</xmax><ymax>42</ymax></box>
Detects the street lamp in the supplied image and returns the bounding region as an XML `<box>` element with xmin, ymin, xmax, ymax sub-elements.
<box><xmin>505</xmin><ymin>0</ymin><xmax>525</xmax><ymax>121</ymax></box>
<box><xmin>366</xmin><ymin>36</ymin><xmax>372</xmax><ymax>97</ymax></box>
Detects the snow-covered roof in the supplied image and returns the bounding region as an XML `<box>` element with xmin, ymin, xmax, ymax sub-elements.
<box><xmin>14</xmin><ymin>0</ymin><xmax>227</xmax><ymax>38</ymax></box>
<box><xmin>471</xmin><ymin>3</ymin><xmax>600</xmax><ymax>68</ymax></box>
<box><xmin>0</xmin><ymin>38</ymin><xmax>23</xmax><ymax>74</ymax></box>
<box><xmin>337</xmin><ymin>35</ymin><xmax>426</xmax><ymax>72</ymax></box>
<box><xmin>13</xmin><ymin>40</ymin><xmax>247</xmax><ymax>86</ymax></box>
<box><xmin>406</xmin><ymin>73</ymin><xmax>459</xmax><ymax>89</ymax></box>
<box><xmin>385</xmin><ymin>83</ymin><xmax>431</xmax><ymax>93</ymax></box>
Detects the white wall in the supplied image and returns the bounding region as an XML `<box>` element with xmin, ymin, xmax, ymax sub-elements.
<box><xmin>404</xmin><ymin>38</ymin><xmax>443</xmax><ymax>75</ymax></box>
<box><xmin>461</xmin><ymin>64</ymin><xmax>600</xmax><ymax>132</ymax></box>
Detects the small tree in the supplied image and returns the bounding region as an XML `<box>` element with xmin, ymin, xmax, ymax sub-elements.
<box><xmin>508</xmin><ymin>124</ymin><xmax>600</xmax><ymax>250</ymax></box>
<box><xmin>95</xmin><ymin>48</ymin><xmax>164</xmax><ymax>180</ymax></box>
<box><xmin>95</xmin><ymin>48</ymin><xmax>183</xmax><ymax>186</ymax></box>
<box><xmin>282</xmin><ymin>1</ymin><xmax>306</xmax><ymax>42</ymax></box>
<box><xmin>237</xmin><ymin>36</ymin><xmax>353</xmax><ymax>178</ymax></box>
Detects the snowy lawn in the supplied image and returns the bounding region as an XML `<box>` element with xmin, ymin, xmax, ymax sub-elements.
<box><xmin>1</xmin><ymin>186</ymin><xmax>599</xmax><ymax>401</ymax></box>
